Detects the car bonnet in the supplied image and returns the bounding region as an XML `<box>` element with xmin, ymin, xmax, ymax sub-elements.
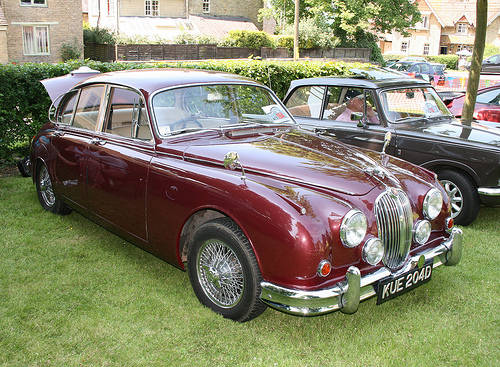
<box><xmin>182</xmin><ymin>129</ymin><xmax>403</xmax><ymax>196</ymax></box>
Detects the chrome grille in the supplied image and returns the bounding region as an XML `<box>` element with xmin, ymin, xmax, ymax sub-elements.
<box><xmin>375</xmin><ymin>189</ymin><xmax>413</xmax><ymax>269</ymax></box>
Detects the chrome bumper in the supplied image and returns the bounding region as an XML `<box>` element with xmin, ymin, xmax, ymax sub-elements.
<box><xmin>260</xmin><ymin>227</ymin><xmax>463</xmax><ymax>316</ymax></box>
<box><xmin>478</xmin><ymin>186</ymin><xmax>500</xmax><ymax>196</ymax></box>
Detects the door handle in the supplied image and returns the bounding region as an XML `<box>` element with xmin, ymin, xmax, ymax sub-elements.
<box><xmin>53</xmin><ymin>130</ymin><xmax>64</xmax><ymax>137</ymax></box>
<box><xmin>90</xmin><ymin>138</ymin><xmax>106</xmax><ymax>146</ymax></box>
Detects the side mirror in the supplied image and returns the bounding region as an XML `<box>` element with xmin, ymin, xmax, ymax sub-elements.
<box><xmin>224</xmin><ymin>151</ymin><xmax>246</xmax><ymax>180</ymax></box>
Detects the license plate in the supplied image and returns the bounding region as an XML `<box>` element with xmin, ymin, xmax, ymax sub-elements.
<box><xmin>376</xmin><ymin>261</ymin><xmax>433</xmax><ymax>305</ymax></box>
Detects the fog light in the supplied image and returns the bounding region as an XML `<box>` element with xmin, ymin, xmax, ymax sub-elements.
<box><xmin>362</xmin><ymin>238</ymin><xmax>384</xmax><ymax>265</ymax></box>
<box><xmin>317</xmin><ymin>260</ymin><xmax>331</xmax><ymax>277</ymax></box>
<box><xmin>414</xmin><ymin>220</ymin><xmax>431</xmax><ymax>244</ymax></box>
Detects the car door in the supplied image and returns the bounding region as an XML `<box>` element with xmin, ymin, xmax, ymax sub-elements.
<box><xmin>285</xmin><ymin>85</ymin><xmax>394</xmax><ymax>154</ymax></box>
<box><xmin>482</xmin><ymin>55</ymin><xmax>500</xmax><ymax>74</ymax></box>
<box><xmin>86</xmin><ymin>86</ymin><xmax>153</xmax><ymax>241</ymax></box>
<box><xmin>52</xmin><ymin>85</ymin><xmax>105</xmax><ymax>210</ymax></box>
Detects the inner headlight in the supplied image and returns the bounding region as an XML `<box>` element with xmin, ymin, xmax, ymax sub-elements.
<box><xmin>423</xmin><ymin>187</ymin><xmax>443</xmax><ymax>220</ymax></box>
<box><xmin>362</xmin><ymin>238</ymin><xmax>384</xmax><ymax>265</ymax></box>
<box><xmin>340</xmin><ymin>210</ymin><xmax>367</xmax><ymax>248</ymax></box>
<box><xmin>414</xmin><ymin>220</ymin><xmax>431</xmax><ymax>244</ymax></box>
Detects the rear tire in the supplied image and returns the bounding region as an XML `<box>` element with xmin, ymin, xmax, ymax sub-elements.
<box><xmin>438</xmin><ymin>169</ymin><xmax>479</xmax><ymax>226</ymax></box>
<box><xmin>35</xmin><ymin>162</ymin><xmax>73</xmax><ymax>215</ymax></box>
<box><xmin>187</xmin><ymin>217</ymin><xmax>267</xmax><ymax>322</ymax></box>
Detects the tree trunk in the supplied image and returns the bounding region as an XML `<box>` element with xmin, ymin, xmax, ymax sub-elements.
<box><xmin>462</xmin><ymin>0</ymin><xmax>487</xmax><ymax>122</ymax></box>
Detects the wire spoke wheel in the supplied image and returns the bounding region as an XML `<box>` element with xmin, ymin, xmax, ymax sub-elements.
<box><xmin>39</xmin><ymin>164</ymin><xmax>56</xmax><ymax>208</ymax></box>
<box><xmin>187</xmin><ymin>217</ymin><xmax>267</xmax><ymax>322</ymax></box>
<box><xmin>197</xmin><ymin>240</ymin><xmax>244</xmax><ymax>308</ymax></box>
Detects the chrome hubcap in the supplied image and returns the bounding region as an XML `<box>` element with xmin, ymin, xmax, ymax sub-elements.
<box><xmin>441</xmin><ymin>179</ymin><xmax>462</xmax><ymax>218</ymax></box>
<box><xmin>39</xmin><ymin>166</ymin><xmax>55</xmax><ymax>207</ymax></box>
<box><xmin>197</xmin><ymin>240</ymin><xmax>244</xmax><ymax>308</ymax></box>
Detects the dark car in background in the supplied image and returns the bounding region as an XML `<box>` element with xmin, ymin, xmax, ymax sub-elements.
<box><xmin>31</xmin><ymin>69</ymin><xmax>463</xmax><ymax>322</ymax></box>
<box><xmin>447</xmin><ymin>83</ymin><xmax>500</xmax><ymax>122</ymax></box>
<box><xmin>478</xmin><ymin>54</ymin><xmax>500</xmax><ymax>74</ymax></box>
<box><xmin>283</xmin><ymin>68</ymin><xmax>500</xmax><ymax>226</ymax></box>
<box><xmin>388</xmin><ymin>61</ymin><xmax>445</xmax><ymax>85</ymax></box>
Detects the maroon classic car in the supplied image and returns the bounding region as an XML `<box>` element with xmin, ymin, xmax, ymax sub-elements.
<box><xmin>31</xmin><ymin>69</ymin><xmax>462</xmax><ymax>322</ymax></box>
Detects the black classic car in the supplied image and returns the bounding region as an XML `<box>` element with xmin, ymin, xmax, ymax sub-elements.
<box><xmin>283</xmin><ymin>68</ymin><xmax>500</xmax><ymax>226</ymax></box>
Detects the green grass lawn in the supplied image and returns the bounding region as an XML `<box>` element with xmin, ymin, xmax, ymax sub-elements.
<box><xmin>1</xmin><ymin>174</ymin><xmax>499</xmax><ymax>366</ymax></box>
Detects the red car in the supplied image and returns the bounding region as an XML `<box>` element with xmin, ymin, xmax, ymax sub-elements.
<box><xmin>447</xmin><ymin>84</ymin><xmax>500</xmax><ymax>122</ymax></box>
<box><xmin>31</xmin><ymin>69</ymin><xmax>462</xmax><ymax>322</ymax></box>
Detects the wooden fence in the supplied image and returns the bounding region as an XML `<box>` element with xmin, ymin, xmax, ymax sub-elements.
<box><xmin>84</xmin><ymin>43</ymin><xmax>371</xmax><ymax>63</ymax></box>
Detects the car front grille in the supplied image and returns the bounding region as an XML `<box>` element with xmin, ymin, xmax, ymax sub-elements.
<box><xmin>375</xmin><ymin>188</ymin><xmax>413</xmax><ymax>270</ymax></box>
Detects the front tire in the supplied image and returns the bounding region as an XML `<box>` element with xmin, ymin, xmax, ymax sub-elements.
<box><xmin>438</xmin><ymin>169</ymin><xmax>479</xmax><ymax>226</ymax></box>
<box><xmin>187</xmin><ymin>217</ymin><xmax>267</xmax><ymax>322</ymax></box>
<box><xmin>35</xmin><ymin>162</ymin><xmax>73</xmax><ymax>215</ymax></box>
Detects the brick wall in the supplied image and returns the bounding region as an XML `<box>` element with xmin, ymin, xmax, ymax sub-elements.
<box><xmin>1</xmin><ymin>0</ymin><xmax>83</xmax><ymax>64</ymax></box>
<box><xmin>189</xmin><ymin>0</ymin><xmax>263</xmax><ymax>30</ymax></box>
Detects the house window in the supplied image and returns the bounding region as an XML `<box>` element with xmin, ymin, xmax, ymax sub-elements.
<box><xmin>203</xmin><ymin>0</ymin><xmax>210</xmax><ymax>13</ymax></box>
<box><xmin>20</xmin><ymin>0</ymin><xmax>46</xmax><ymax>5</ymax></box>
<box><xmin>107</xmin><ymin>0</ymin><xmax>116</xmax><ymax>16</ymax></box>
<box><xmin>457</xmin><ymin>23</ymin><xmax>467</xmax><ymax>34</ymax></box>
<box><xmin>145</xmin><ymin>0</ymin><xmax>159</xmax><ymax>16</ymax></box>
<box><xmin>423</xmin><ymin>44</ymin><xmax>430</xmax><ymax>55</ymax></box>
<box><xmin>23</xmin><ymin>25</ymin><xmax>50</xmax><ymax>55</ymax></box>
<box><xmin>422</xmin><ymin>16</ymin><xmax>428</xmax><ymax>29</ymax></box>
<box><xmin>401</xmin><ymin>42</ymin><xmax>408</xmax><ymax>53</ymax></box>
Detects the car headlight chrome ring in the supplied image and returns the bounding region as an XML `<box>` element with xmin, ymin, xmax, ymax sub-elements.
<box><xmin>423</xmin><ymin>187</ymin><xmax>443</xmax><ymax>220</ymax></box>
<box><xmin>414</xmin><ymin>220</ymin><xmax>431</xmax><ymax>244</ymax></box>
<box><xmin>362</xmin><ymin>238</ymin><xmax>384</xmax><ymax>265</ymax></box>
<box><xmin>340</xmin><ymin>209</ymin><xmax>367</xmax><ymax>248</ymax></box>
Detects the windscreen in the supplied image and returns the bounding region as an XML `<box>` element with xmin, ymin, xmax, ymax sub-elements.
<box><xmin>152</xmin><ymin>84</ymin><xmax>294</xmax><ymax>136</ymax></box>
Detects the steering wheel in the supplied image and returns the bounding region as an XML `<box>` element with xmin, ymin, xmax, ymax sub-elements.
<box><xmin>169</xmin><ymin>117</ymin><xmax>203</xmax><ymax>132</ymax></box>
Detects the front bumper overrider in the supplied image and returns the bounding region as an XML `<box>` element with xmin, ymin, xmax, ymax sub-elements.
<box><xmin>260</xmin><ymin>227</ymin><xmax>463</xmax><ymax>316</ymax></box>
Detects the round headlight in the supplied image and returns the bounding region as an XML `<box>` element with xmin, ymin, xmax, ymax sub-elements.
<box><xmin>414</xmin><ymin>220</ymin><xmax>431</xmax><ymax>244</ymax></box>
<box><xmin>362</xmin><ymin>238</ymin><xmax>384</xmax><ymax>265</ymax></box>
<box><xmin>423</xmin><ymin>188</ymin><xmax>443</xmax><ymax>220</ymax></box>
<box><xmin>340</xmin><ymin>210</ymin><xmax>367</xmax><ymax>248</ymax></box>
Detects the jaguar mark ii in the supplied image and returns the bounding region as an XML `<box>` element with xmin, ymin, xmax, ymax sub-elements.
<box><xmin>31</xmin><ymin>69</ymin><xmax>462</xmax><ymax>322</ymax></box>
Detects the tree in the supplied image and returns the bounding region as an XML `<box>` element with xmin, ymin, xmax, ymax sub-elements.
<box><xmin>261</xmin><ymin>0</ymin><xmax>421</xmax><ymax>44</ymax></box>
<box><xmin>462</xmin><ymin>0</ymin><xmax>487</xmax><ymax>122</ymax></box>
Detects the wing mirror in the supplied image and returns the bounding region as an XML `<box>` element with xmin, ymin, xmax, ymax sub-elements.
<box><xmin>224</xmin><ymin>151</ymin><xmax>246</xmax><ymax>181</ymax></box>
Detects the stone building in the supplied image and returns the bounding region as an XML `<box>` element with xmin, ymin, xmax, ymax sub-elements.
<box><xmin>85</xmin><ymin>0</ymin><xmax>264</xmax><ymax>41</ymax></box>
<box><xmin>380</xmin><ymin>0</ymin><xmax>500</xmax><ymax>56</ymax></box>
<box><xmin>0</xmin><ymin>0</ymin><xmax>83</xmax><ymax>64</ymax></box>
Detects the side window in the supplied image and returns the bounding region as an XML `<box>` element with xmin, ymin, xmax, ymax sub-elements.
<box><xmin>104</xmin><ymin>87</ymin><xmax>152</xmax><ymax>141</ymax></box>
<box><xmin>73</xmin><ymin>86</ymin><xmax>104</xmax><ymax>130</ymax></box>
<box><xmin>323</xmin><ymin>86</ymin><xmax>344</xmax><ymax>119</ymax></box>
<box><xmin>285</xmin><ymin>86</ymin><xmax>325</xmax><ymax>118</ymax></box>
<box><xmin>57</xmin><ymin>91</ymin><xmax>78</xmax><ymax>125</ymax></box>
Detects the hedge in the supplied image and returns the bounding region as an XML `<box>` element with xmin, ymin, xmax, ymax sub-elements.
<box><xmin>0</xmin><ymin>59</ymin><xmax>368</xmax><ymax>161</ymax></box>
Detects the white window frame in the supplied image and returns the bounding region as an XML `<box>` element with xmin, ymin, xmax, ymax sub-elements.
<box><xmin>20</xmin><ymin>0</ymin><xmax>47</xmax><ymax>6</ymax></box>
<box><xmin>401</xmin><ymin>42</ymin><xmax>408</xmax><ymax>53</ymax></box>
<box><xmin>423</xmin><ymin>43</ymin><xmax>430</xmax><ymax>55</ymax></box>
<box><xmin>203</xmin><ymin>0</ymin><xmax>210</xmax><ymax>13</ymax></box>
<box><xmin>107</xmin><ymin>0</ymin><xmax>116</xmax><ymax>16</ymax></box>
<box><xmin>145</xmin><ymin>0</ymin><xmax>159</xmax><ymax>16</ymax></box>
<box><xmin>22</xmin><ymin>25</ymin><xmax>50</xmax><ymax>55</ymax></box>
<box><xmin>457</xmin><ymin>23</ymin><xmax>467</xmax><ymax>34</ymax></box>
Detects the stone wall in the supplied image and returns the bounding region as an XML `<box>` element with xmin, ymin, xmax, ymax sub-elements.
<box><xmin>2</xmin><ymin>0</ymin><xmax>83</xmax><ymax>64</ymax></box>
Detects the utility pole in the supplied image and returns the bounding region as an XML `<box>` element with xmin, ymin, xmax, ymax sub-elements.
<box><xmin>293</xmin><ymin>0</ymin><xmax>299</xmax><ymax>61</ymax></box>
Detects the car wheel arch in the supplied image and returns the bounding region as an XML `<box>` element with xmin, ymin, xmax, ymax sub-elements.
<box><xmin>422</xmin><ymin>161</ymin><xmax>480</xmax><ymax>187</ymax></box>
<box><xmin>178</xmin><ymin>209</ymin><xmax>260</xmax><ymax>271</ymax></box>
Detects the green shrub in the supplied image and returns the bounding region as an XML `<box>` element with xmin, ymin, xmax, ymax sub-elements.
<box><xmin>222</xmin><ymin>30</ymin><xmax>276</xmax><ymax>49</ymax></box>
<box><xmin>59</xmin><ymin>39</ymin><xmax>82</xmax><ymax>61</ymax></box>
<box><xmin>83</xmin><ymin>23</ymin><xmax>116</xmax><ymax>45</ymax></box>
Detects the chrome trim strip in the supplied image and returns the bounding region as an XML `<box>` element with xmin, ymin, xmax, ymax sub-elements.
<box><xmin>478</xmin><ymin>187</ymin><xmax>500</xmax><ymax>196</ymax></box>
<box><xmin>260</xmin><ymin>228</ymin><xmax>463</xmax><ymax>316</ymax></box>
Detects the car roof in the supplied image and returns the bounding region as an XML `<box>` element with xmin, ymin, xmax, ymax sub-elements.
<box><xmin>288</xmin><ymin>74</ymin><xmax>431</xmax><ymax>91</ymax></box>
<box><xmin>75</xmin><ymin>68</ymin><xmax>261</xmax><ymax>94</ymax></box>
